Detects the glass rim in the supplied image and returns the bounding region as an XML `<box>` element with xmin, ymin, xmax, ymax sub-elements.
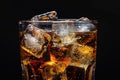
<box><xmin>19</xmin><ymin>19</ymin><xmax>94</xmax><ymax>24</ymax></box>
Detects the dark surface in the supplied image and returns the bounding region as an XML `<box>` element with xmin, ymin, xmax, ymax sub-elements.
<box><xmin>1</xmin><ymin>0</ymin><xmax>120</xmax><ymax>80</ymax></box>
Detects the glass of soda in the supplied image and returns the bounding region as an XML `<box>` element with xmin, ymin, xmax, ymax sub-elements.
<box><xmin>19</xmin><ymin>18</ymin><xmax>97</xmax><ymax>80</ymax></box>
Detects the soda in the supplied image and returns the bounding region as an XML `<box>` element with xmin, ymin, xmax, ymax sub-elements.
<box><xmin>19</xmin><ymin>11</ymin><xmax>97</xmax><ymax>80</ymax></box>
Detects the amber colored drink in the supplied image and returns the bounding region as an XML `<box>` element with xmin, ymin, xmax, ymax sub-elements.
<box><xmin>19</xmin><ymin>19</ymin><xmax>97</xmax><ymax>80</ymax></box>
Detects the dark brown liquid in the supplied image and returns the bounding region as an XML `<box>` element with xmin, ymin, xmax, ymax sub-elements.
<box><xmin>20</xmin><ymin>30</ymin><xmax>97</xmax><ymax>80</ymax></box>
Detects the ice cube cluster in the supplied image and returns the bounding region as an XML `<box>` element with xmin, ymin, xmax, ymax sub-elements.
<box><xmin>21</xmin><ymin>11</ymin><xmax>96</xmax><ymax>58</ymax></box>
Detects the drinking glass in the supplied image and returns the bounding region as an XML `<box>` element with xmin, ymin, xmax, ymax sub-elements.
<box><xmin>19</xmin><ymin>19</ymin><xmax>97</xmax><ymax>80</ymax></box>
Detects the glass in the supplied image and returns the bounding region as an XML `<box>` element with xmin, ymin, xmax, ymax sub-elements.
<box><xmin>19</xmin><ymin>19</ymin><xmax>97</xmax><ymax>80</ymax></box>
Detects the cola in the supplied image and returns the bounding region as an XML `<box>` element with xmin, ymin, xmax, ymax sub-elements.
<box><xmin>19</xmin><ymin>11</ymin><xmax>97</xmax><ymax>80</ymax></box>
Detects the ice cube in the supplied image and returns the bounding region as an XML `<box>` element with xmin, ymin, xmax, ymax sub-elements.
<box><xmin>55</xmin><ymin>24</ymin><xmax>69</xmax><ymax>37</ymax></box>
<box><xmin>67</xmin><ymin>44</ymin><xmax>94</xmax><ymax>70</ymax></box>
<box><xmin>52</xmin><ymin>23</ymin><xmax>77</xmax><ymax>45</ymax></box>
<box><xmin>31</xmin><ymin>11</ymin><xmax>58</xmax><ymax>21</ymax></box>
<box><xmin>77</xmin><ymin>17</ymin><xmax>91</xmax><ymax>22</ymax></box>
<box><xmin>24</xmin><ymin>33</ymin><xmax>42</xmax><ymax>53</ymax></box>
<box><xmin>23</xmin><ymin>24</ymin><xmax>49</xmax><ymax>56</ymax></box>
<box><xmin>74</xmin><ymin>21</ymin><xmax>95</xmax><ymax>32</ymax></box>
<box><xmin>61</xmin><ymin>33</ymin><xmax>76</xmax><ymax>45</ymax></box>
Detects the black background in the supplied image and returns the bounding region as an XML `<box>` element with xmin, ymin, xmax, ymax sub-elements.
<box><xmin>1</xmin><ymin>0</ymin><xmax>120</xmax><ymax>80</ymax></box>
